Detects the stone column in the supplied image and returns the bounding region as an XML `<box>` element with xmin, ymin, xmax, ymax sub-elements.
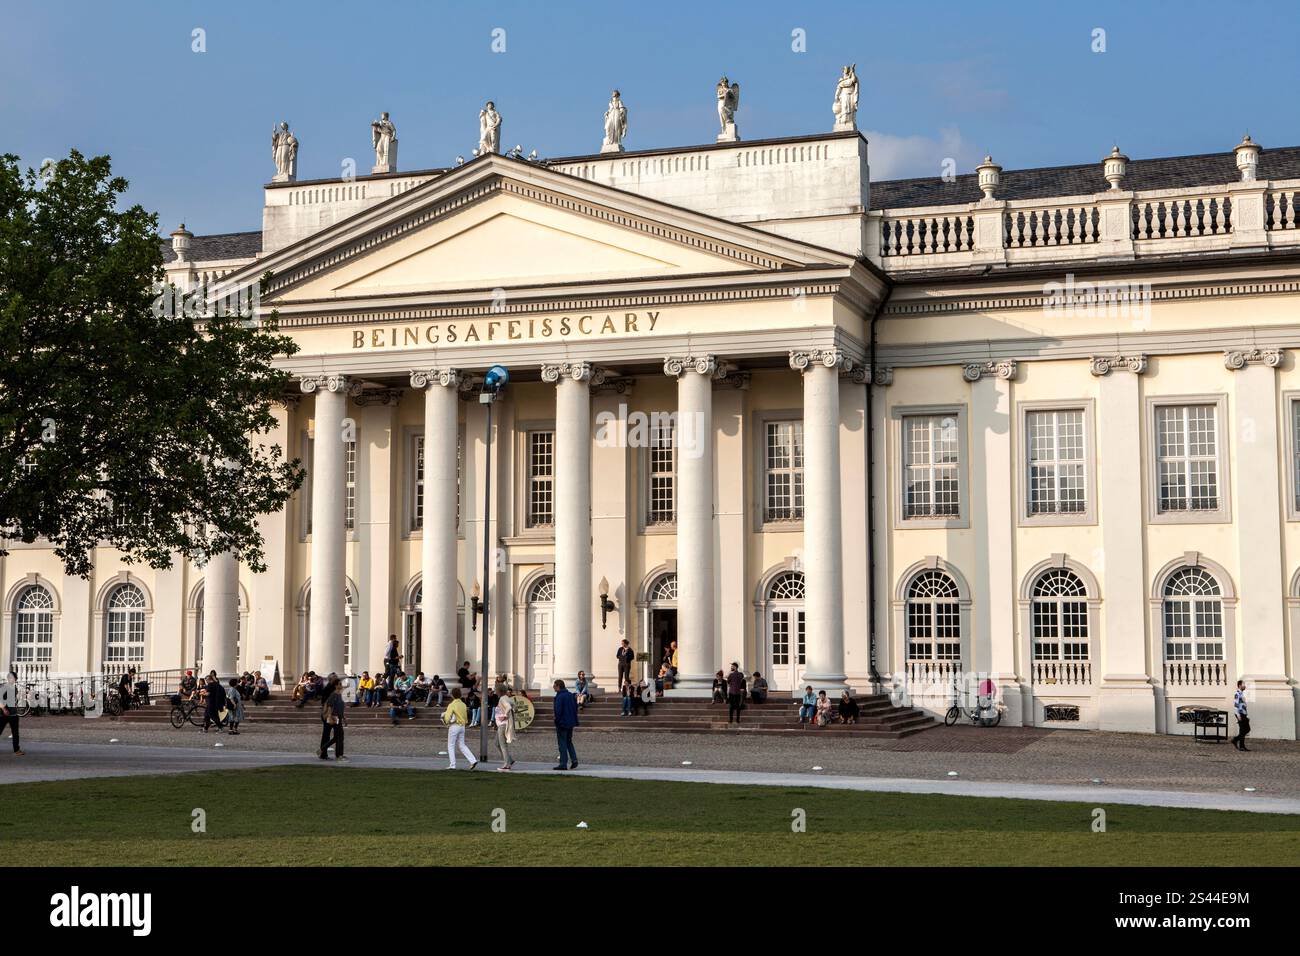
<box><xmin>965</xmin><ymin>360</ymin><xmax>1021</xmax><ymax>724</ymax></box>
<box><xmin>591</xmin><ymin>380</ymin><xmax>633</xmax><ymax>688</ymax></box>
<box><xmin>664</xmin><ymin>355</ymin><xmax>719</xmax><ymax>695</ymax></box>
<box><xmin>1091</xmin><ymin>354</ymin><xmax>1156</xmax><ymax>733</ymax></box>
<box><xmin>251</xmin><ymin>398</ymin><xmax>294</xmax><ymax>681</ymax></box>
<box><xmin>791</xmin><ymin>349</ymin><xmax>850</xmax><ymax>693</ymax></box>
<box><xmin>1226</xmin><ymin>348</ymin><xmax>1295</xmax><ymax>739</ymax></box>
<box><xmin>301</xmin><ymin>374</ymin><xmax>351</xmax><ymax>675</ymax></box>
<box><xmin>201</xmin><ymin>550</ymin><xmax>239</xmax><ymax>676</ymax></box>
<box><xmin>411</xmin><ymin>369</ymin><xmax>462</xmax><ymax>679</ymax></box>
<box><xmin>542</xmin><ymin>362</ymin><xmax>600</xmax><ymax>688</ymax></box>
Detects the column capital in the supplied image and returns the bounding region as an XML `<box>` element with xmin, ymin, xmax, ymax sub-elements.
<box><xmin>790</xmin><ymin>348</ymin><xmax>853</xmax><ymax>374</ymax></box>
<box><xmin>409</xmin><ymin>367</ymin><xmax>462</xmax><ymax>389</ymax></box>
<box><xmin>1090</xmin><ymin>354</ymin><xmax>1148</xmax><ymax>376</ymax></box>
<box><xmin>848</xmin><ymin>365</ymin><xmax>893</xmax><ymax>386</ymax></box>
<box><xmin>300</xmin><ymin>373</ymin><xmax>357</xmax><ymax>395</ymax></box>
<box><xmin>352</xmin><ymin>387</ymin><xmax>404</xmax><ymax>407</ymax></box>
<box><xmin>962</xmin><ymin>360</ymin><xmax>1017</xmax><ymax>382</ymax></box>
<box><xmin>1224</xmin><ymin>347</ymin><xmax>1283</xmax><ymax>371</ymax></box>
<box><xmin>663</xmin><ymin>354</ymin><xmax>730</xmax><ymax>378</ymax></box>
<box><xmin>541</xmin><ymin>361</ymin><xmax>606</xmax><ymax>385</ymax></box>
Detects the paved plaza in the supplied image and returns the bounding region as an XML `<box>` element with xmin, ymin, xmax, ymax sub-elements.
<box><xmin>5</xmin><ymin>718</ymin><xmax>1299</xmax><ymax>812</ymax></box>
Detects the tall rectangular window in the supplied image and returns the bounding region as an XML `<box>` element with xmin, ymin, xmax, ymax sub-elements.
<box><xmin>1026</xmin><ymin>409</ymin><xmax>1086</xmax><ymax>515</ymax></box>
<box><xmin>1156</xmin><ymin>404</ymin><xmax>1218</xmax><ymax>512</ymax></box>
<box><xmin>764</xmin><ymin>421</ymin><xmax>804</xmax><ymax>522</ymax></box>
<box><xmin>527</xmin><ymin>430</ymin><xmax>555</xmax><ymax>527</ymax></box>
<box><xmin>1293</xmin><ymin>399</ymin><xmax>1300</xmax><ymax>513</ymax></box>
<box><xmin>646</xmin><ymin>419</ymin><xmax>675</xmax><ymax>525</ymax></box>
<box><xmin>344</xmin><ymin>440</ymin><xmax>357</xmax><ymax>530</ymax></box>
<box><xmin>903</xmin><ymin>414</ymin><xmax>961</xmax><ymax>519</ymax></box>
<box><xmin>413</xmin><ymin>432</ymin><xmax>462</xmax><ymax>532</ymax></box>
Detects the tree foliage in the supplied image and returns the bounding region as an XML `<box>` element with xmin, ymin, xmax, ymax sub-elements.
<box><xmin>0</xmin><ymin>150</ymin><xmax>303</xmax><ymax>576</ymax></box>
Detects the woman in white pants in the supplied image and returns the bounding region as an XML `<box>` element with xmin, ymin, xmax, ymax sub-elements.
<box><xmin>440</xmin><ymin>687</ymin><xmax>478</xmax><ymax>770</ymax></box>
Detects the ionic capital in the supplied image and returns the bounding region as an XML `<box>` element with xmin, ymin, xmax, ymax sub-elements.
<box><xmin>663</xmin><ymin>354</ymin><xmax>728</xmax><ymax>378</ymax></box>
<box><xmin>1224</xmin><ymin>348</ymin><xmax>1283</xmax><ymax>371</ymax></box>
<box><xmin>962</xmin><ymin>360</ymin><xmax>1017</xmax><ymax>382</ymax></box>
<box><xmin>300</xmin><ymin>373</ymin><xmax>357</xmax><ymax>395</ymax></box>
<box><xmin>1089</xmin><ymin>354</ymin><xmax>1148</xmax><ymax>376</ymax></box>
<box><xmin>789</xmin><ymin>348</ymin><xmax>853</xmax><ymax>374</ymax></box>
<box><xmin>409</xmin><ymin>368</ymin><xmax>462</xmax><ymax>389</ymax></box>
<box><xmin>848</xmin><ymin>365</ymin><xmax>894</xmax><ymax>386</ymax></box>
<box><xmin>541</xmin><ymin>361</ymin><xmax>606</xmax><ymax>386</ymax></box>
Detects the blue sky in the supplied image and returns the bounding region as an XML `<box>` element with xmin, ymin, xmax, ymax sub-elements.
<box><xmin>3</xmin><ymin>0</ymin><xmax>1297</xmax><ymax>235</ymax></box>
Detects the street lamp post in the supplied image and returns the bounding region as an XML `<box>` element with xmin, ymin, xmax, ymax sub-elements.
<box><xmin>475</xmin><ymin>365</ymin><xmax>509</xmax><ymax>760</ymax></box>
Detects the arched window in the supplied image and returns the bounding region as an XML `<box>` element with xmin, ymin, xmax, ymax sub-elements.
<box><xmin>529</xmin><ymin>575</ymin><xmax>557</xmax><ymax>604</ymax></box>
<box><xmin>342</xmin><ymin>584</ymin><xmax>355</xmax><ymax>672</ymax></box>
<box><xmin>1031</xmin><ymin>569</ymin><xmax>1089</xmax><ymax>661</ymax></box>
<box><xmin>1163</xmin><ymin>567</ymin><xmax>1224</xmax><ymax>662</ymax></box>
<box><xmin>905</xmin><ymin>570</ymin><xmax>961</xmax><ymax>661</ymax></box>
<box><xmin>105</xmin><ymin>584</ymin><xmax>146</xmax><ymax>664</ymax></box>
<box><xmin>648</xmin><ymin>573</ymin><xmax>678</xmax><ymax>603</ymax></box>
<box><xmin>14</xmin><ymin>584</ymin><xmax>54</xmax><ymax>663</ymax></box>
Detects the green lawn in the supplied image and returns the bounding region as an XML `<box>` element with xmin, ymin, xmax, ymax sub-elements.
<box><xmin>5</xmin><ymin>766</ymin><xmax>1298</xmax><ymax>866</ymax></box>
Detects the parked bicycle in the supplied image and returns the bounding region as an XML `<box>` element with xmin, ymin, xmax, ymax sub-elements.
<box><xmin>944</xmin><ymin>682</ymin><xmax>1003</xmax><ymax>727</ymax></box>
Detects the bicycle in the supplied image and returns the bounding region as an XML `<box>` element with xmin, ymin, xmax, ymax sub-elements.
<box><xmin>944</xmin><ymin>690</ymin><xmax>1003</xmax><ymax>728</ymax></box>
<box><xmin>169</xmin><ymin>697</ymin><xmax>205</xmax><ymax>729</ymax></box>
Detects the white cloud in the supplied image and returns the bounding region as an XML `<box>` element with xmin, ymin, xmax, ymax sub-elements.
<box><xmin>863</xmin><ymin>126</ymin><xmax>977</xmax><ymax>181</ymax></box>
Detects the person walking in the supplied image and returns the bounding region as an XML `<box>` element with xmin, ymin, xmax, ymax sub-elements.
<box><xmin>552</xmin><ymin>679</ymin><xmax>579</xmax><ymax>770</ymax></box>
<box><xmin>616</xmin><ymin>638</ymin><xmax>634</xmax><ymax>690</ymax></box>
<box><xmin>0</xmin><ymin>671</ymin><xmax>24</xmax><ymax>756</ymax></box>
<box><xmin>225</xmin><ymin>677</ymin><xmax>244</xmax><ymax>735</ymax></box>
<box><xmin>318</xmin><ymin>676</ymin><xmax>348</xmax><ymax>761</ymax></box>
<box><xmin>1232</xmin><ymin>679</ymin><xmax>1251</xmax><ymax>751</ymax></box>
<box><xmin>725</xmin><ymin>662</ymin><xmax>747</xmax><ymax>724</ymax></box>
<box><xmin>493</xmin><ymin>684</ymin><xmax>516</xmax><ymax>771</ymax></box>
<box><xmin>201</xmin><ymin>674</ymin><xmax>227</xmax><ymax>733</ymax></box>
<box><xmin>441</xmin><ymin>688</ymin><xmax>478</xmax><ymax>770</ymax></box>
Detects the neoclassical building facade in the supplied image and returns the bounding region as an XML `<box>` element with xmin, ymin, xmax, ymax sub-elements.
<box><xmin>5</xmin><ymin>116</ymin><xmax>1300</xmax><ymax>738</ymax></box>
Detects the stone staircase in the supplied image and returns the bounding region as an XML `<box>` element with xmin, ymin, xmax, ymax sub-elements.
<box><xmin>120</xmin><ymin>689</ymin><xmax>936</xmax><ymax>739</ymax></box>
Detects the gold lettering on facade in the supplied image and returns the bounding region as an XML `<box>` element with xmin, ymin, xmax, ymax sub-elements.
<box><xmin>348</xmin><ymin>310</ymin><xmax>670</xmax><ymax>349</ymax></box>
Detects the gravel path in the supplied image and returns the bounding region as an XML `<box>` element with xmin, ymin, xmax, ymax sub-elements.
<box><xmin>10</xmin><ymin>718</ymin><xmax>1299</xmax><ymax>799</ymax></box>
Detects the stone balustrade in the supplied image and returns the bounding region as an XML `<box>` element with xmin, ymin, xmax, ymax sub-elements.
<box><xmin>872</xmin><ymin>177</ymin><xmax>1300</xmax><ymax>270</ymax></box>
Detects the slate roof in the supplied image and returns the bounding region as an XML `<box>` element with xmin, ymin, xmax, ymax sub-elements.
<box><xmin>869</xmin><ymin>146</ymin><xmax>1300</xmax><ymax>211</ymax></box>
<box><xmin>160</xmin><ymin>230</ymin><xmax>263</xmax><ymax>263</ymax></box>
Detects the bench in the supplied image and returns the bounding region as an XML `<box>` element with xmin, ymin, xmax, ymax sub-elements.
<box><xmin>1183</xmin><ymin>706</ymin><xmax>1228</xmax><ymax>743</ymax></box>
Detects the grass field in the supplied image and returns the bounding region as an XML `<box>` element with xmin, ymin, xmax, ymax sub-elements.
<box><xmin>6</xmin><ymin>766</ymin><xmax>1298</xmax><ymax>866</ymax></box>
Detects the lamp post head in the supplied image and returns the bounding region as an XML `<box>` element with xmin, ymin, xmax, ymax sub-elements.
<box><xmin>483</xmin><ymin>365</ymin><xmax>510</xmax><ymax>393</ymax></box>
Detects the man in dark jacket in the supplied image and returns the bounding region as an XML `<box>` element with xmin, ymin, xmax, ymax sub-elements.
<box><xmin>552</xmin><ymin>679</ymin><xmax>580</xmax><ymax>771</ymax></box>
<box><xmin>616</xmin><ymin>639</ymin><xmax>635</xmax><ymax>689</ymax></box>
<box><xmin>202</xmin><ymin>675</ymin><xmax>227</xmax><ymax>733</ymax></box>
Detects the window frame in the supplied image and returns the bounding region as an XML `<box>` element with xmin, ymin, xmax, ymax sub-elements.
<box><xmin>513</xmin><ymin>420</ymin><xmax>557</xmax><ymax>536</ymax></box>
<box><xmin>1144</xmin><ymin>394</ymin><xmax>1232</xmax><ymax>525</ymax></box>
<box><xmin>402</xmin><ymin>424</ymin><xmax>465</xmax><ymax>539</ymax></box>
<box><xmin>890</xmin><ymin>404</ymin><xmax>969</xmax><ymax>530</ymax></box>
<box><xmin>1017</xmin><ymin>399</ymin><xmax>1097</xmax><ymax>527</ymax></box>
<box><xmin>751</xmin><ymin>409</ymin><xmax>806</xmax><ymax>532</ymax></box>
<box><xmin>636</xmin><ymin>411</ymin><xmax>678</xmax><ymax>534</ymax></box>
<box><xmin>1285</xmin><ymin>391</ymin><xmax>1300</xmax><ymax>522</ymax></box>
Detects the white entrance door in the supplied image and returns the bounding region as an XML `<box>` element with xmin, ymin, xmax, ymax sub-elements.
<box><xmin>525</xmin><ymin>575</ymin><xmax>557</xmax><ymax>690</ymax></box>
<box><xmin>768</xmin><ymin>607</ymin><xmax>806</xmax><ymax>692</ymax></box>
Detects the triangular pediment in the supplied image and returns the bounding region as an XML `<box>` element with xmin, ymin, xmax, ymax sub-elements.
<box><xmin>224</xmin><ymin>155</ymin><xmax>852</xmax><ymax>304</ymax></box>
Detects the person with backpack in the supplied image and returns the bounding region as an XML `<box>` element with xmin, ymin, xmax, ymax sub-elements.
<box><xmin>225</xmin><ymin>677</ymin><xmax>244</xmax><ymax>735</ymax></box>
<box><xmin>319</xmin><ymin>675</ymin><xmax>347</xmax><ymax>762</ymax></box>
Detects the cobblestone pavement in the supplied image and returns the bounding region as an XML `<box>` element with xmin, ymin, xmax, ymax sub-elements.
<box><xmin>8</xmin><ymin>717</ymin><xmax>1299</xmax><ymax>800</ymax></box>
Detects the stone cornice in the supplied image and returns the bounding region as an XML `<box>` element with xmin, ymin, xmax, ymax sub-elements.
<box><xmin>882</xmin><ymin>276</ymin><xmax>1300</xmax><ymax>318</ymax></box>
